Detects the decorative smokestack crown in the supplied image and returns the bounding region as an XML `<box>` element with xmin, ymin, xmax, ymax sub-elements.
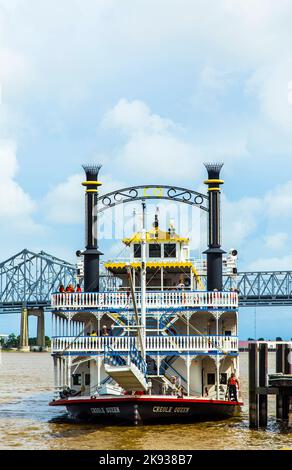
<box><xmin>204</xmin><ymin>162</ymin><xmax>224</xmax><ymax>180</ymax></box>
<box><xmin>82</xmin><ymin>163</ymin><xmax>102</xmax><ymax>180</ymax></box>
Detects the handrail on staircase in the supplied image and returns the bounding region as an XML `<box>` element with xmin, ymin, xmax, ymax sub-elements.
<box><xmin>104</xmin><ymin>341</ymin><xmax>147</xmax><ymax>376</ymax></box>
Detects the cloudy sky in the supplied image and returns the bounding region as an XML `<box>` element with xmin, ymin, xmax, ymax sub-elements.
<box><xmin>1</xmin><ymin>0</ymin><xmax>292</xmax><ymax>338</ymax></box>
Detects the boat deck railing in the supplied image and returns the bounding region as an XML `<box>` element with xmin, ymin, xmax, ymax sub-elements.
<box><xmin>52</xmin><ymin>290</ymin><xmax>238</xmax><ymax>311</ymax></box>
<box><xmin>51</xmin><ymin>334</ymin><xmax>238</xmax><ymax>354</ymax></box>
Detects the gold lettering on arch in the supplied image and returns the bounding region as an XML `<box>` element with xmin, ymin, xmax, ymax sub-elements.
<box><xmin>153</xmin><ymin>187</ymin><xmax>163</xmax><ymax>197</ymax></box>
<box><xmin>143</xmin><ymin>187</ymin><xmax>163</xmax><ymax>197</ymax></box>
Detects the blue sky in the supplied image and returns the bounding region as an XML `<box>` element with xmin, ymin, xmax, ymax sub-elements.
<box><xmin>1</xmin><ymin>0</ymin><xmax>292</xmax><ymax>338</ymax></box>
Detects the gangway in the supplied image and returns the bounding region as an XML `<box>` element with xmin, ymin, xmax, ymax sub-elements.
<box><xmin>104</xmin><ymin>345</ymin><xmax>148</xmax><ymax>391</ymax></box>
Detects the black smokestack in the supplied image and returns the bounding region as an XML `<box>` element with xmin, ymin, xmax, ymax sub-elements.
<box><xmin>82</xmin><ymin>164</ymin><xmax>103</xmax><ymax>292</ymax></box>
<box><xmin>203</xmin><ymin>162</ymin><xmax>225</xmax><ymax>291</ymax></box>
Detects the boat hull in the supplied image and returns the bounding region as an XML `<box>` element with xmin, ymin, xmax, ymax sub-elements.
<box><xmin>50</xmin><ymin>395</ymin><xmax>242</xmax><ymax>425</ymax></box>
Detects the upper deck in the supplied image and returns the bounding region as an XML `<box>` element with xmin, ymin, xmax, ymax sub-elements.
<box><xmin>52</xmin><ymin>289</ymin><xmax>238</xmax><ymax>311</ymax></box>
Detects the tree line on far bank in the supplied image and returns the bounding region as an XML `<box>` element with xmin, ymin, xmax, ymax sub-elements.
<box><xmin>0</xmin><ymin>334</ymin><xmax>51</xmax><ymax>349</ymax></box>
<box><xmin>247</xmin><ymin>337</ymin><xmax>291</xmax><ymax>341</ymax></box>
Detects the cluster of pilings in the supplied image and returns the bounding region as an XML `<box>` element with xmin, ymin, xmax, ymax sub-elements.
<box><xmin>249</xmin><ymin>342</ymin><xmax>292</xmax><ymax>428</ymax></box>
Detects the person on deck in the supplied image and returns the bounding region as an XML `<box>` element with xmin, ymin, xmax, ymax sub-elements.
<box><xmin>177</xmin><ymin>281</ymin><xmax>185</xmax><ymax>290</ymax></box>
<box><xmin>101</xmin><ymin>325</ymin><xmax>109</xmax><ymax>337</ymax></box>
<box><xmin>59</xmin><ymin>284</ymin><xmax>65</xmax><ymax>293</ymax></box>
<box><xmin>66</xmin><ymin>284</ymin><xmax>75</xmax><ymax>293</ymax></box>
<box><xmin>76</xmin><ymin>284</ymin><xmax>82</xmax><ymax>293</ymax></box>
<box><xmin>227</xmin><ymin>373</ymin><xmax>240</xmax><ymax>401</ymax></box>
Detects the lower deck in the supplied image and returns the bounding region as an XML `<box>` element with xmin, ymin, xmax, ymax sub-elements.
<box><xmin>53</xmin><ymin>352</ymin><xmax>239</xmax><ymax>400</ymax></box>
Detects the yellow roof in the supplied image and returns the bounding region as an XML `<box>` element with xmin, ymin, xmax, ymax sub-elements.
<box><xmin>122</xmin><ymin>227</ymin><xmax>189</xmax><ymax>245</ymax></box>
<box><xmin>105</xmin><ymin>260</ymin><xmax>196</xmax><ymax>274</ymax></box>
<box><xmin>104</xmin><ymin>261</ymin><xmax>204</xmax><ymax>289</ymax></box>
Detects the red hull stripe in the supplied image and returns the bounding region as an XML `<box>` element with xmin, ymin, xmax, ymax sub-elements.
<box><xmin>50</xmin><ymin>396</ymin><xmax>243</xmax><ymax>407</ymax></box>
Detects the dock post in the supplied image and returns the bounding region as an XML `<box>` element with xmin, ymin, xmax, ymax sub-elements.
<box><xmin>276</xmin><ymin>343</ymin><xmax>284</xmax><ymax>419</ymax></box>
<box><xmin>282</xmin><ymin>344</ymin><xmax>292</xmax><ymax>420</ymax></box>
<box><xmin>249</xmin><ymin>342</ymin><xmax>259</xmax><ymax>428</ymax></box>
<box><xmin>288</xmin><ymin>398</ymin><xmax>292</xmax><ymax>429</ymax></box>
<box><xmin>286</xmin><ymin>343</ymin><xmax>292</xmax><ymax>427</ymax></box>
<box><xmin>258</xmin><ymin>342</ymin><xmax>268</xmax><ymax>427</ymax></box>
<box><xmin>284</xmin><ymin>343</ymin><xmax>292</xmax><ymax>374</ymax></box>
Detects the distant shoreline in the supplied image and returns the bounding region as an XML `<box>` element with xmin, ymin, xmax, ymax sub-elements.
<box><xmin>0</xmin><ymin>348</ymin><xmax>50</xmax><ymax>353</ymax></box>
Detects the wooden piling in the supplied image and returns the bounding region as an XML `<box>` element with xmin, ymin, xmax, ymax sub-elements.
<box><xmin>288</xmin><ymin>397</ymin><xmax>292</xmax><ymax>429</ymax></box>
<box><xmin>282</xmin><ymin>344</ymin><xmax>292</xmax><ymax>420</ymax></box>
<box><xmin>276</xmin><ymin>343</ymin><xmax>284</xmax><ymax>419</ymax></box>
<box><xmin>258</xmin><ymin>342</ymin><xmax>268</xmax><ymax>427</ymax></box>
<box><xmin>284</xmin><ymin>343</ymin><xmax>292</xmax><ymax>374</ymax></box>
<box><xmin>249</xmin><ymin>342</ymin><xmax>258</xmax><ymax>428</ymax></box>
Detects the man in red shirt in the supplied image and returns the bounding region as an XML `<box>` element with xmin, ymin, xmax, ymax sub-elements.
<box><xmin>227</xmin><ymin>373</ymin><xmax>240</xmax><ymax>401</ymax></box>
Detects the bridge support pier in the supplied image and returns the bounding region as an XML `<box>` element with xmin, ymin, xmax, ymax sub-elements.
<box><xmin>19</xmin><ymin>307</ymin><xmax>29</xmax><ymax>351</ymax></box>
<box><xmin>19</xmin><ymin>307</ymin><xmax>45</xmax><ymax>351</ymax></box>
<box><xmin>36</xmin><ymin>308</ymin><xmax>45</xmax><ymax>349</ymax></box>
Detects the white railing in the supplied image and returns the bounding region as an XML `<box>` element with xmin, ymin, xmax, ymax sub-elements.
<box><xmin>51</xmin><ymin>335</ymin><xmax>238</xmax><ymax>353</ymax></box>
<box><xmin>51</xmin><ymin>290</ymin><xmax>238</xmax><ymax>310</ymax></box>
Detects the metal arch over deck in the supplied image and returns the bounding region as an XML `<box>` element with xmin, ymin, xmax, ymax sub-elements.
<box><xmin>97</xmin><ymin>185</ymin><xmax>209</xmax><ymax>212</ymax></box>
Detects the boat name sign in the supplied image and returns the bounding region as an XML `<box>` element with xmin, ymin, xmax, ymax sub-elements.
<box><xmin>153</xmin><ymin>406</ymin><xmax>190</xmax><ymax>413</ymax></box>
<box><xmin>91</xmin><ymin>407</ymin><xmax>120</xmax><ymax>414</ymax></box>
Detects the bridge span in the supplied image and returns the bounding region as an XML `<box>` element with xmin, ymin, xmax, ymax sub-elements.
<box><xmin>224</xmin><ymin>271</ymin><xmax>292</xmax><ymax>306</ymax></box>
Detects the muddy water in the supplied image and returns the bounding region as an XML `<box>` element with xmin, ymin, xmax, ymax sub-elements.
<box><xmin>0</xmin><ymin>352</ymin><xmax>291</xmax><ymax>450</ymax></box>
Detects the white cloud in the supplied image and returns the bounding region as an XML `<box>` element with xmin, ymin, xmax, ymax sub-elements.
<box><xmin>265</xmin><ymin>232</ymin><xmax>288</xmax><ymax>250</ymax></box>
<box><xmin>247</xmin><ymin>60</ymin><xmax>292</xmax><ymax>133</ymax></box>
<box><xmin>222</xmin><ymin>195</ymin><xmax>264</xmax><ymax>248</ymax></box>
<box><xmin>0</xmin><ymin>47</ymin><xmax>32</xmax><ymax>93</ymax></box>
<box><xmin>101</xmin><ymin>99</ymin><xmax>205</xmax><ymax>181</ymax></box>
<box><xmin>102</xmin><ymin>99</ymin><xmax>176</xmax><ymax>135</ymax></box>
<box><xmin>121</xmin><ymin>133</ymin><xmax>202</xmax><ymax>180</ymax></box>
<box><xmin>0</xmin><ymin>141</ymin><xmax>35</xmax><ymax>219</ymax></box>
<box><xmin>43</xmin><ymin>170</ymin><xmax>126</xmax><ymax>225</ymax></box>
<box><xmin>249</xmin><ymin>254</ymin><xmax>292</xmax><ymax>271</ymax></box>
<box><xmin>44</xmin><ymin>173</ymin><xmax>83</xmax><ymax>224</ymax></box>
<box><xmin>265</xmin><ymin>180</ymin><xmax>292</xmax><ymax>218</ymax></box>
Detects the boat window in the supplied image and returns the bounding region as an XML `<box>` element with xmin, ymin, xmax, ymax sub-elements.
<box><xmin>134</xmin><ymin>244</ymin><xmax>141</xmax><ymax>258</ymax></box>
<box><xmin>72</xmin><ymin>374</ymin><xmax>81</xmax><ymax>386</ymax></box>
<box><xmin>224</xmin><ymin>330</ymin><xmax>232</xmax><ymax>336</ymax></box>
<box><xmin>164</xmin><ymin>243</ymin><xmax>176</xmax><ymax>258</ymax></box>
<box><xmin>220</xmin><ymin>373</ymin><xmax>227</xmax><ymax>385</ymax></box>
<box><xmin>149</xmin><ymin>243</ymin><xmax>161</xmax><ymax>258</ymax></box>
<box><xmin>207</xmin><ymin>373</ymin><xmax>215</xmax><ymax>385</ymax></box>
<box><xmin>85</xmin><ymin>373</ymin><xmax>91</xmax><ymax>386</ymax></box>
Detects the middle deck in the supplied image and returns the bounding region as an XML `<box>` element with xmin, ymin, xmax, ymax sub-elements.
<box><xmin>52</xmin><ymin>290</ymin><xmax>238</xmax><ymax>312</ymax></box>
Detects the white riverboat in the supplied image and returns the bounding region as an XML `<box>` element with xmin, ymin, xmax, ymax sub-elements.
<box><xmin>50</xmin><ymin>163</ymin><xmax>242</xmax><ymax>425</ymax></box>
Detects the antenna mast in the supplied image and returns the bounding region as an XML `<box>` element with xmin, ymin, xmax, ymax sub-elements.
<box><xmin>140</xmin><ymin>201</ymin><xmax>147</xmax><ymax>360</ymax></box>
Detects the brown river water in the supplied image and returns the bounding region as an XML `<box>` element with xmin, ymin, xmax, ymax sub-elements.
<box><xmin>0</xmin><ymin>351</ymin><xmax>291</xmax><ymax>450</ymax></box>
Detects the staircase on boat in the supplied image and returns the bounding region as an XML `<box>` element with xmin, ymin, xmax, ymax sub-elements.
<box><xmin>104</xmin><ymin>343</ymin><xmax>148</xmax><ymax>392</ymax></box>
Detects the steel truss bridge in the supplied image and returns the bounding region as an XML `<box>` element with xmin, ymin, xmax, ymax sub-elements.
<box><xmin>0</xmin><ymin>249</ymin><xmax>118</xmax><ymax>314</ymax></box>
<box><xmin>0</xmin><ymin>250</ymin><xmax>77</xmax><ymax>314</ymax></box>
<box><xmin>224</xmin><ymin>271</ymin><xmax>292</xmax><ymax>306</ymax></box>
<box><xmin>0</xmin><ymin>249</ymin><xmax>292</xmax><ymax>314</ymax></box>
